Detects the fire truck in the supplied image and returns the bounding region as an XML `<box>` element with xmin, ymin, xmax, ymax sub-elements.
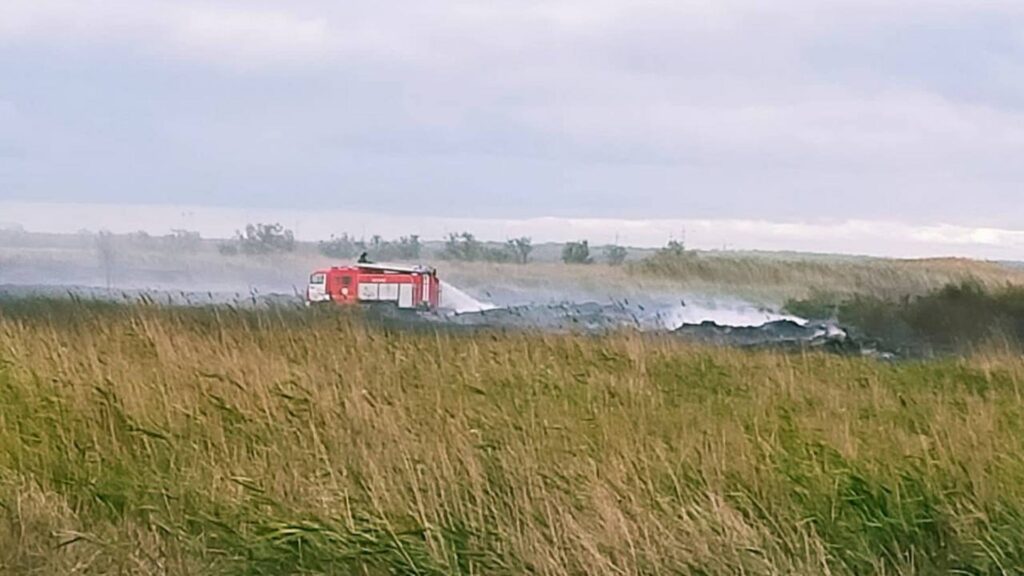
<box><xmin>307</xmin><ymin>262</ymin><xmax>441</xmax><ymax>310</ymax></box>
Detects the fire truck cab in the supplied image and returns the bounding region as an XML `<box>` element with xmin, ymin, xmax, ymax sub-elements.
<box><xmin>307</xmin><ymin>263</ymin><xmax>441</xmax><ymax>310</ymax></box>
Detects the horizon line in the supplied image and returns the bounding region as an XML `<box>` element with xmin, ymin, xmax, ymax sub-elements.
<box><xmin>1</xmin><ymin>200</ymin><xmax>1022</xmax><ymax>262</ymax></box>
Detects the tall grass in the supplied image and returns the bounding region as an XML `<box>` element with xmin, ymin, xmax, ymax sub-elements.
<box><xmin>629</xmin><ymin>252</ymin><xmax>1024</xmax><ymax>301</ymax></box>
<box><xmin>2</xmin><ymin>301</ymin><xmax>1024</xmax><ymax>574</ymax></box>
<box><xmin>787</xmin><ymin>282</ymin><xmax>1024</xmax><ymax>355</ymax></box>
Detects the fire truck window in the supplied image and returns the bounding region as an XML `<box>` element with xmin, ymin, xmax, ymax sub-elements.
<box><xmin>310</xmin><ymin>273</ymin><xmax>325</xmax><ymax>285</ymax></box>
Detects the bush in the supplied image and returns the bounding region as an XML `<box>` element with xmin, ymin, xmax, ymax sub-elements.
<box><xmin>395</xmin><ymin>235</ymin><xmax>422</xmax><ymax>260</ymax></box>
<box><xmin>440</xmin><ymin>232</ymin><xmax>531</xmax><ymax>263</ymax></box>
<box><xmin>233</xmin><ymin>223</ymin><xmax>296</xmax><ymax>255</ymax></box>
<box><xmin>482</xmin><ymin>246</ymin><xmax>513</xmax><ymax>263</ymax></box>
<box><xmin>603</xmin><ymin>244</ymin><xmax>628</xmax><ymax>266</ymax></box>
<box><xmin>660</xmin><ymin>239</ymin><xmax>688</xmax><ymax>257</ymax></box>
<box><xmin>320</xmin><ymin>234</ymin><xmax>423</xmax><ymax>261</ymax></box>
<box><xmin>562</xmin><ymin>241</ymin><xmax>592</xmax><ymax>265</ymax></box>
<box><xmin>441</xmin><ymin>232</ymin><xmax>483</xmax><ymax>262</ymax></box>
<box><xmin>318</xmin><ymin>233</ymin><xmax>363</xmax><ymax>259</ymax></box>
<box><xmin>785</xmin><ymin>282</ymin><xmax>1024</xmax><ymax>354</ymax></box>
<box><xmin>507</xmin><ymin>237</ymin><xmax>533</xmax><ymax>264</ymax></box>
<box><xmin>369</xmin><ymin>235</ymin><xmax>421</xmax><ymax>261</ymax></box>
<box><xmin>629</xmin><ymin>239</ymin><xmax>699</xmax><ymax>276</ymax></box>
<box><xmin>784</xmin><ymin>290</ymin><xmax>842</xmax><ymax>320</ymax></box>
<box><xmin>319</xmin><ymin>234</ymin><xmax>423</xmax><ymax>261</ymax></box>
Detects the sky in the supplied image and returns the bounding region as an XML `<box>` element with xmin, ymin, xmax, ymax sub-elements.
<box><xmin>0</xmin><ymin>0</ymin><xmax>1022</xmax><ymax>256</ymax></box>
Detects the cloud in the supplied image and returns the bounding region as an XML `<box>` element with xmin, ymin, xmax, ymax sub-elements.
<box><xmin>519</xmin><ymin>89</ymin><xmax>1024</xmax><ymax>172</ymax></box>
<box><xmin>1</xmin><ymin>0</ymin><xmax>1023</xmax><ymax>227</ymax></box>
<box><xmin>3</xmin><ymin>0</ymin><xmax>1021</xmax><ymax>71</ymax></box>
<box><xmin>0</xmin><ymin>1</ymin><xmax>346</xmax><ymax>69</ymax></box>
<box><xmin>165</xmin><ymin>6</ymin><xmax>334</xmax><ymax>68</ymax></box>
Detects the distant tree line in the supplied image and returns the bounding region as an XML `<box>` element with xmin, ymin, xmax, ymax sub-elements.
<box><xmin>204</xmin><ymin>223</ymin><xmax>677</xmax><ymax>266</ymax></box>
<box><xmin>439</xmin><ymin>232</ymin><xmax>533</xmax><ymax>264</ymax></box>
<box><xmin>128</xmin><ymin>229</ymin><xmax>203</xmax><ymax>253</ymax></box>
<box><xmin>561</xmin><ymin>240</ymin><xmax>633</xmax><ymax>265</ymax></box>
<box><xmin>92</xmin><ymin>228</ymin><xmax>209</xmax><ymax>288</ymax></box>
<box><xmin>437</xmin><ymin>235</ymin><xmax>636</xmax><ymax>265</ymax></box>
<box><xmin>319</xmin><ymin>234</ymin><xmax>422</xmax><ymax>261</ymax></box>
<box><xmin>219</xmin><ymin>223</ymin><xmax>296</xmax><ymax>256</ymax></box>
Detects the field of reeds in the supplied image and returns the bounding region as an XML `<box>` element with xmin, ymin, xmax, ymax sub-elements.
<box><xmin>2</xmin><ymin>300</ymin><xmax>1024</xmax><ymax>574</ymax></box>
<box><xmin>785</xmin><ymin>282</ymin><xmax>1024</xmax><ymax>356</ymax></box>
<box><xmin>627</xmin><ymin>251</ymin><xmax>1024</xmax><ymax>302</ymax></box>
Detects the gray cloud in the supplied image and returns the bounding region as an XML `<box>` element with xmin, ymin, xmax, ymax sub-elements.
<box><xmin>0</xmin><ymin>0</ymin><xmax>1022</xmax><ymax>227</ymax></box>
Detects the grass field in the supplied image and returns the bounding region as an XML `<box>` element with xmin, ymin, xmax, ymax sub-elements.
<box><xmin>2</xmin><ymin>301</ymin><xmax>1024</xmax><ymax>574</ymax></box>
<box><xmin>430</xmin><ymin>255</ymin><xmax>1024</xmax><ymax>312</ymax></box>
<box><xmin>628</xmin><ymin>252</ymin><xmax>1024</xmax><ymax>302</ymax></box>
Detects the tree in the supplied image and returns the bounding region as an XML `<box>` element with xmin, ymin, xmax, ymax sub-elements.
<box><xmin>562</xmin><ymin>240</ymin><xmax>593</xmax><ymax>264</ymax></box>
<box><xmin>507</xmin><ymin>237</ymin><xmax>533</xmax><ymax>264</ymax></box>
<box><xmin>441</xmin><ymin>232</ymin><xmax>528</xmax><ymax>263</ymax></box>
<box><xmin>318</xmin><ymin>233</ymin><xmax>363</xmax><ymax>259</ymax></box>
<box><xmin>234</xmin><ymin>223</ymin><xmax>296</xmax><ymax>255</ymax></box>
<box><xmin>319</xmin><ymin>234</ymin><xmax>421</xmax><ymax>261</ymax></box>
<box><xmin>128</xmin><ymin>230</ymin><xmax>154</xmax><ymax>248</ymax></box>
<box><xmin>441</xmin><ymin>232</ymin><xmax>483</xmax><ymax>261</ymax></box>
<box><xmin>603</xmin><ymin>244</ymin><xmax>628</xmax><ymax>266</ymax></box>
<box><xmin>367</xmin><ymin>235</ymin><xmax>386</xmax><ymax>257</ymax></box>
<box><xmin>368</xmin><ymin>235</ymin><xmax>422</xmax><ymax>260</ymax></box>
<box><xmin>393</xmin><ymin>235</ymin><xmax>422</xmax><ymax>260</ymax></box>
<box><xmin>660</xmin><ymin>239</ymin><xmax>688</xmax><ymax>257</ymax></box>
<box><xmin>482</xmin><ymin>246</ymin><xmax>513</xmax><ymax>263</ymax></box>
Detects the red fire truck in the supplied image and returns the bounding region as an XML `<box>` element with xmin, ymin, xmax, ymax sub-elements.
<box><xmin>307</xmin><ymin>262</ymin><xmax>441</xmax><ymax>310</ymax></box>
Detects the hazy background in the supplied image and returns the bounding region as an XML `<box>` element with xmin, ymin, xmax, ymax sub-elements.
<box><xmin>1</xmin><ymin>0</ymin><xmax>1022</xmax><ymax>258</ymax></box>
<box><xmin>2</xmin><ymin>201</ymin><xmax>1023</xmax><ymax>260</ymax></box>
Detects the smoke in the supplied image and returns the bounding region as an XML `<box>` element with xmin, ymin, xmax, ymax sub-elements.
<box><xmin>2</xmin><ymin>228</ymin><xmax>807</xmax><ymax>329</ymax></box>
<box><xmin>439</xmin><ymin>281</ymin><xmax>498</xmax><ymax>313</ymax></box>
<box><xmin>440</xmin><ymin>277</ymin><xmax>804</xmax><ymax>329</ymax></box>
<box><xmin>651</xmin><ymin>298</ymin><xmax>806</xmax><ymax>330</ymax></box>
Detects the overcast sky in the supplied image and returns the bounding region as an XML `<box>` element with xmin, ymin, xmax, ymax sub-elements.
<box><xmin>0</xmin><ymin>1</ymin><xmax>1022</xmax><ymax>236</ymax></box>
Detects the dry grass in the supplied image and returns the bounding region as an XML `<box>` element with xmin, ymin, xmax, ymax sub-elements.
<box><xmin>628</xmin><ymin>253</ymin><xmax>1024</xmax><ymax>302</ymax></box>
<box><xmin>2</xmin><ymin>302</ymin><xmax>1024</xmax><ymax>574</ymax></box>
<box><xmin>434</xmin><ymin>255</ymin><xmax>1024</xmax><ymax>307</ymax></box>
